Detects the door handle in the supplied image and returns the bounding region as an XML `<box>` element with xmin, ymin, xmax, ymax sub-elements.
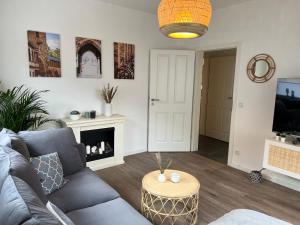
<box><xmin>227</xmin><ymin>97</ymin><xmax>233</xmax><ymax>100</ymax></box>
<box><xmin>151</xmin><ymin>98</ymin><xmax>160</xmax><ymax>102</ymax></box>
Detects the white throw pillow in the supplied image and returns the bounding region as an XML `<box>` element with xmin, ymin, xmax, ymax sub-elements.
<box><xmin>46</xmin><ymin>201</ymin><xmax>75</xmax><ymax>225</ymax></box>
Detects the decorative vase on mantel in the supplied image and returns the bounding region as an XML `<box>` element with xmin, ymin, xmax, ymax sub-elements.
<box><xmin>101</xmin><ymin>83</ymin><xmax>118</xmax><ymax>117</ymax></box>
<box><xmin>104</xmin><ymin>103</ymin><xmax>112</xmax><ymax>117</ymax></box>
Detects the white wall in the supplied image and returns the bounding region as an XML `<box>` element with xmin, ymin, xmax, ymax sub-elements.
<box><xmin>1</xmin><ymin>0</ymin><xmax>300</xmax><ymax>189</ymax></box>
<box><xmin>0</xmin><ymin>0</ymin><xmax>181</xmax><ymax>156</ymax></box>
<box><xmin>187</xmin><ymin>0</ymin><xmax>300</xmax><ymax>189</ymax></box>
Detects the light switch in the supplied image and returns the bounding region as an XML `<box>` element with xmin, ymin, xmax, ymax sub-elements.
<box><xmin>238</xmin><ymin>102</ymin><xmax>244</xmax><ymax>108</ymax></box>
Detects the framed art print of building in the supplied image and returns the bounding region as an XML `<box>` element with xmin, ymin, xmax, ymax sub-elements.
<box><xmin>114</xmin><ymin>42</ymin><xmax>135</xmax><ymax>79</ymax></box>
<box><xmin>27</xmin><ymin>30</ymin><xmax>61</xmax><ymax>77</ymax></box>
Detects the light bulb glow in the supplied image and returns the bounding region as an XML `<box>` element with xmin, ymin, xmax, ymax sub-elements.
<box><xmin>168</xmin><ymin>32</ymin><xmax>200</xmax><ymax>39</ymax></box>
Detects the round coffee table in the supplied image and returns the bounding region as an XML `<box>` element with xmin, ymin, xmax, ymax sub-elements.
<box><xmin>141</xmin><ymin>170</ymin><xmax>200</xmax><ymax>225</ymax></box>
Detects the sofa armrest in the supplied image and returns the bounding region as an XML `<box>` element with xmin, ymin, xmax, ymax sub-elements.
<box><xmin>76</xmin><ymin>143</ymin><xmax>86</xmax><ymax>167</ymax></box>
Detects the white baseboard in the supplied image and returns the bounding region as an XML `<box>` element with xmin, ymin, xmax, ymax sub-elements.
<box><xmin>263</xmin><ymin>170</ymin><xmax>300</xmax><ymax>192</ymax></box>
<box><xmin>124</xmin><ymin>148</ymin><xmax>147</xmax><ymax>156</ymax></box>
<box><xmin>230</xmin><ymin>163</ymin><xmax>300</xmax><ymax>192</ymax></box>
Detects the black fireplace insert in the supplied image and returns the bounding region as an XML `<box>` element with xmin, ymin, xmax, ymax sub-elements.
<box><xmin>80</xmin><ymin>127</ymin><xmax>114</xmax><ymax>162</ymax></box>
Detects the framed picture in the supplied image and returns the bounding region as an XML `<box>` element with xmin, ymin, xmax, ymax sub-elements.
<box><xmin>76</xmin><ymin>37</ymin><xmax>102</xmax><ymax>79</ymax></box>
<box><xmin>114</xmin><ymin>42</ymin><xmax>135</xmax><ymax>79</ymax></box>
<box><xmin>27</xmin><ymin>30</ymin><xmax>61</xmax><ymax>77</ymax></box>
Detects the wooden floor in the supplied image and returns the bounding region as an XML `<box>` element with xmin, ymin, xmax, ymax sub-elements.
<box><xmin>198</xmin><ymin>135</ymin><xmax>228</xmax><ymax>164</ymax></box>
<box><xmin>96</xmin><ymin>152</ymin><xmax>300</xmax><ymax>225</ymax></box>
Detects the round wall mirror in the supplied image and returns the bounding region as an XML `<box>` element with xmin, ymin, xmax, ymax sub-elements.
<box><xmin>247</xmin><ymin>54</ymin><xmax>276</xmax><ymax>83</ymax></box>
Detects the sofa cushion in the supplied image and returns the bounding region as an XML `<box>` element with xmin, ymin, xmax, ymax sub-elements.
<box><xmin>77</xmin><ymin>143</ymin><xmax>87</xmax><ymax>167</ymax></box>
<box><xmin>67</xmin><ymin>198</ymin><xmax>152</xmax><ymax>225</ymax></box>
<box><xmin>0</xmin><ymin>176</ymin><xmax>32</xmax><ymax>225</ymax></box>
<box><xmin>31</xmin><ymin>152</ymin><xmax>66</xmax><ymax>195</ymax></box>
<box><xmin>35</xmin><ymin>119</ymin><xmax>67</xmax><ymax>130</ymax></box>
<box><xmin>48</xmin><ymin>168</ymin><xmax>119</xmax><ymax>213</ymax></box>
<box><xmin>0</xmin><ymin>176</ymin><xmax>61</xmax><ymax>225</ymax></box>
<box><xmin>0</xmin><ymin>128</ymin><xmax>30</xmax><ymax>160</ymax></box>
<box><xmin>0</xmin><ymin>146</ymin><xmax>47</xmax><ymax>203</ymax></box>
<box><xmin>19</xmin><ymin>128</ymin><xmax>84</xmax><ymax>176</ymax></box>
<box><xmin>0</xmin><ymin>152</ymin><xmax>9</xmax><ymax>190</ymax></box>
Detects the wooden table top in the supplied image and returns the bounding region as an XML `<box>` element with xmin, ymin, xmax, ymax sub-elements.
<box><xmin>142</xmin><ymin>170</ymin><xmax>200</xmax><ymax>198</ymax></box>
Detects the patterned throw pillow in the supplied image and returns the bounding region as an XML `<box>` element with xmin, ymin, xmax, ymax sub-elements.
<box><xmin>30</xmin><ymin>152</ymin><xmax>65</xmax><ymax>195</ymax></box>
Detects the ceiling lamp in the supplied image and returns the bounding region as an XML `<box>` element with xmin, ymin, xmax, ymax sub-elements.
<box><xmin>158</xmin><ymin>0</ymin><xmax>212</xmax><ymax>39</ymax></box>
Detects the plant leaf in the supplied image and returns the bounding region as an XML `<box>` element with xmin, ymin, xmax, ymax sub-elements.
<box><xmin>0</xmin><ymin>85</ymin><xmax>51</xmax><ymax>132</ymax></box>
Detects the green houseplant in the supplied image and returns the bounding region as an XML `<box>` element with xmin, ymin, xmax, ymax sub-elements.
<box><xmin>0</xmin><ymin>85</ymin><xmax>51</xmax><ymax>132</ymax></box>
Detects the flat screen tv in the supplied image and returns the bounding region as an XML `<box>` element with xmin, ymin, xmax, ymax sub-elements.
<box><xmin>272</xmin><ymin>78</ymin><xmax>300</xmax><ymax>135</ymax></box>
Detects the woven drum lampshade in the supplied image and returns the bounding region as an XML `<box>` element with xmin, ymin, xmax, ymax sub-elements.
<box><xmin>158</xmin><ymin>0</ymin><xmax>212</xmax><ymax>39</ymax></box>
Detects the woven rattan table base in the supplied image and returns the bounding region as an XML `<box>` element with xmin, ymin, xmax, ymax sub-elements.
<box><xmin>141</xmin><ymin>189</ymin><xmax>199</xmax><ymax>225</ymax></box>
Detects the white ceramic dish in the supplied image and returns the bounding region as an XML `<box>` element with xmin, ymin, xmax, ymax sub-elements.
<box><xmin>70</xmin><ymin>114</ymin><xmax>81</xmax><ymax>121</ymax></box>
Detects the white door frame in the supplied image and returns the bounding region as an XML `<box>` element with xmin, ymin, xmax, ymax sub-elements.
<box><xmin>191</xmin><ymin>42</ymin><xmax>242</xmax><ymax>167</ymax></box>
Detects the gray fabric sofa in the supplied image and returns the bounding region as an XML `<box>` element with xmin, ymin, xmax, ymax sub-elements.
<box><xmin>0</xmin><ymin>128</ymin><xmax>152</xmax><ymax>225</ymax></box>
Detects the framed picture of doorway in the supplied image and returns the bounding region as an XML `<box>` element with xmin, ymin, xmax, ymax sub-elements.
<box><xmin>76</xmin><ymin>37</ymin><xmax>102</xmax><ymax>79</ymax></box>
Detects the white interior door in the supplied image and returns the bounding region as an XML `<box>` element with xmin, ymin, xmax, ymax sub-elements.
<box><xmin>148</xmin><ymin>50</ymin><xmax>195</xmax><ymax>152</ymax></box>
<box><xmin>205</xmin><ymin>56</ymin><xmax>236</xmax><ymax>142</ymax></box>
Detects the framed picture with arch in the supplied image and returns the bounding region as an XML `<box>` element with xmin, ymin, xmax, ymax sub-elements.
<box><xmin>76</xmin><ymin>37</ymin><xmax>102</xmax><ymax>79</ymax></box>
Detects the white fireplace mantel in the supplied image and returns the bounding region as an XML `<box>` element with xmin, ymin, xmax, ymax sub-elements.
<box><xmin>63</xmin><ymin>114</ymin><xmax>125</xmax><ymax>171</ymax></box>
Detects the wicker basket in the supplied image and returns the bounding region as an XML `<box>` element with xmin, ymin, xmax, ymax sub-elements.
<box><xmin>268</xmin><ymin>145</ymin><xmax>300</xmax><ymax>175</ymax></box>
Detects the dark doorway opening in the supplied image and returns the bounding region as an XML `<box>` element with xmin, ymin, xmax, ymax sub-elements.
<box><xmin>198</xmin><ymin>48</ymin><xmax>237</xmax><ymax>164</ymax></box>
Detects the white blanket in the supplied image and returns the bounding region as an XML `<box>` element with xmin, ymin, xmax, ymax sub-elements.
<box><xmin>209</xmin><ymin>209</ymin><xmax>293</xmax><ymax>225</ymax></box>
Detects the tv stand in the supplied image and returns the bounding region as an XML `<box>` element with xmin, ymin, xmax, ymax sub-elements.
<box><xmin>291</xmin><ymin>137</ymin><xmax>300</xmax><ymax>145</ymax></box>
<box><xmin>263</xmin><ymin>139</ymin><xmax>300</xmax><ymax>180</ymax></box>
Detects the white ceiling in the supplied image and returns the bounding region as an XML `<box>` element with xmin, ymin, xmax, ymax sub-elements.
<box><xmin>97</xmin><ymin>0</ymin><xmax>252</xmax><ymax>14</ymax></box>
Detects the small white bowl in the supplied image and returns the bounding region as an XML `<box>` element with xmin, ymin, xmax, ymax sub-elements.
<box><xmin>171</xmin><ymin>172</ymin><xmax>181</xmax><ymax>183</ymax></box>
<box><xmin>70</xmin><ymin>114</ymin><xmax>81</xmax><ymax>121</ymax></box>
